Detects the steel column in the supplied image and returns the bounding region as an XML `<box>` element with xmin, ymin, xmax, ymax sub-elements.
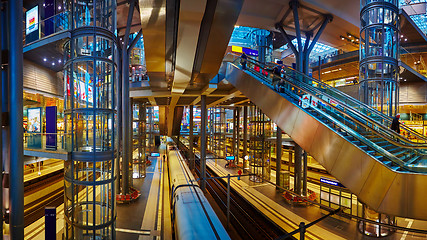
<box><xmin>294</xmin><ymin>144</ymin><xmax>302</xmax><ymax>195</ymax></box>
<box><xmin>236</xmin><ymin>107</ymin><xmax>240</xmax><ymax>165</ymax></box>
<box><xmin>189</xmin><ymin>105</ymin><xmax>194</xmax><ymax>170</ymax></box>
<box><xmin>9</xmin><ymin>0</ymin><xmax>24</xmax><ymax>238</ymax></box>
<box><xmin>276</xmin><ymin>127</ymin><xmax>282</xmax><ymax>190</ymax></box>
<box><xmin>200</xmin><ymin>95</ymin><xmax>207</xmax><ymax>191</ymax></box>
<box><xmin>243</xmin><ymin>106</ymin><xmax>248</xmax><ymax>171</ymax></box>
<box><xmin>122</xmin><ymin>0</ymin><xmax>135</xmax><ymax>194</ymax></box>
<box><xmin>0</xmin><ymin>3</ymin><xmax>4</xmax><ymax>239</ymax></box>
<box><xmin>302</xmin><ymin>151</ymin><xmax>308</xmax><ymax>196</ymax></box>
<box><xmin>232</xmin><ymin>108</ymin><xmax>237</xmax><ymax>163</ymax></box>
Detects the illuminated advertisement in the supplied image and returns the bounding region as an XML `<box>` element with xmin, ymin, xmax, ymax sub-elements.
<box><xmin>27</xmin><ymin>107</ymin><xmax>42</xmax><ymax>133</ymax></box>
<box><xmin>26</xmin><ymin>6</ymin><xmax>39</xmax><ymax>35</ymax></box>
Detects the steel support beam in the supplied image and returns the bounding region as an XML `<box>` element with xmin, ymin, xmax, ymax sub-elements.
<box><xmin>200</xmin><ymin>95</ymin><xmax>207</xmax><ymax>191</ymax></box>
<box><xmin>302</xmin><ymin>150</ymin><xmax>308</xmax><ymax>196</ymax></box>
<box><xmin>236</xmin><ymin>107</ymin><xmax>240</xmax><ymax>165</ymax></box>
<box><xmin>276</xmin><ymin>127</ymin><xmax>282</xmax><ymax>190</ymax></box>
<box><xmin>189</xmin><ymin>105</ymin><xmax>194</xmax><ymax>170</ymax></box>
<box><xmin>294</xmin><ymin>144</ymin><xmax>302</xmax><ymax>195</ymax></box>
<box><xmin>275</xmin><ymin>24</ymin><xmax>298</xmax><ymax>56</ymax></box>
<box><xmin>122</xmin><ymin>0</ymin><xmax>136</xmax><ymax>194</ymax></box>
<box><xmin>243</xmin><ymin>106</ymin><xmax>248</xmax><ymax>172</ymax></box>
<box><xmin>9</xmin><ymin>0</ymin><xmax>24</xmax><ymax>238</ymax></box>
<box><xmin>232</xmin><ymin>108</ymin><xmax>236</xmax><ymax>161</ymax></box>
<box><xmin>127</xmin><ymin>29</ymin><xmax>142</xmax><ymax>55</ymax></box>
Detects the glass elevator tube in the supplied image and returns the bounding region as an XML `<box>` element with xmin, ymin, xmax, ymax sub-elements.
<box><xmin>63</xmin><ymin>0</ymin><xmax>117</xmax><ymax>239</ymax></box>
<box><xmin>359</xmin><ymin>0</ymin><xmax>399</xmax><ymax>116</ymax></box>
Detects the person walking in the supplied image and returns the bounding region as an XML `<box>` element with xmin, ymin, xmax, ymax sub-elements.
<box><xmin>240</xmin><ymin>52</ymin><xmax>247</xmax><ymax>70</ymax></box>
<box><xmin>390</xmin><ymin>113</ymin><xmax>400</xmax><ymax>134</ymax></box>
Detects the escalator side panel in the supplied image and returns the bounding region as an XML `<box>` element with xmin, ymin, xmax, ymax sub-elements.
<box><xmin>358</xmin><ymin>162</ymin><xmax>397</xmax><ymax>210</ymax></box>
<box><xmin>378</xmin><ymin>173</ymin><xmax>408</xmax><ymax>216</ymax></box>
<box><xmin>291</xmin><ymin>110</ymin><xmax>320</xmax><ymax>154</ymax></box>
<box><xmin>309</xmin><ymin>124</ymin><xmax>346</xmax><ymax>170</ymax></box>
<box><xmin>225</xmin><ymin>62</ymin><xmax>427</xmax><ymax>220</ymax></box>
<box><xmin>329</xmin><ymin>143</ymin><xmax>374</xmax><ymax>195</ymax></box>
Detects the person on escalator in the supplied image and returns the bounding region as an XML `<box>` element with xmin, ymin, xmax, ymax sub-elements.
<box><xmin>272</xmin><ymin>65</ymin><xmax>281</xmax><ymax>87</ymax></box>
<box><xmin>240</xmin><ymin>52</ymin><xmax>248</xmax><ymax>70</ymax></box>
<box><xmin>390</xmin><ymin>114</ymin><xmax>401</xmax><ymax>134</ymax></box>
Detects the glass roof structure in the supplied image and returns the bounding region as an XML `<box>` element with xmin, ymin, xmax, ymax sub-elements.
<box><xmin>229</xmin><ymin>26</ymin><xmax>336</xmax><ymax>55</ymax></box>
<box><xmin>400</xmin><ymin>0</ymin><xmax>427</xmax><ymax>35</ymax></box>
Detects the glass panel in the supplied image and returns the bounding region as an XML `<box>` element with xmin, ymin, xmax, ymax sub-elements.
<box><xmin>74</xmin><ymin>112</ymin><xmax>94</xmax><ymax>152</ymax></box>
<box><xmin>74</xmin><ymin>61</ymin><xmax>94</xmax><ymax>108</ymax></box>
<box><xmin>74</xmin><ymin>0</ymin><xmax>94</xmax><ymax>27</ymax></box>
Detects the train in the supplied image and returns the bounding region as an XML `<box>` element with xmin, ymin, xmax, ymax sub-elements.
<box><xmin>166</xmin><ymin>138</ymin><xmax>231</xmax><ymax>240</ymax></box>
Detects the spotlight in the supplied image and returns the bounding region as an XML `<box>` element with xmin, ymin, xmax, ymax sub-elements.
<box><xmin>58</xmin><ymin>59</ymin><xmax>62</xmax><ymax>63</ymax></box>
<box><xmin>43</xmin><ymin>58</ymin><xmax>47</xmax><ymax>62</ymax></box>
<box><xmin>52</xmin><ymin>62</ymin><xmax>55</xmax><ymax>66</ymax></box>
<box><xmin>58</xmin><ymin>6</ymin><xmax>61</xmax><ymax>10</ymax></box>
<box><xmin>405</xmin><ymin>38</ymin><xmax>408</xmax><ymax>41</ymax></box>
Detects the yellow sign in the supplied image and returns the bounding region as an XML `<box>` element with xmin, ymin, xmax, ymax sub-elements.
<box><xmin>232</xmin><ymin>45</ymin><xmax>243</xmax><ymax>53</ymax></box>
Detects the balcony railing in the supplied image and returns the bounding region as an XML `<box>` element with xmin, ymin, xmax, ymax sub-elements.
<box><xmin>23</xmin><ymin>11</ymin><xmax>70</xmax><ymax>45</ymax></box>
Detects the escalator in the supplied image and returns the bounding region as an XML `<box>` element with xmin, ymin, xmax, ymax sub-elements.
<box><xmin>222</xmin><ymin>53</ymin><xmax>427</xmax><ymax>220</ymax></box>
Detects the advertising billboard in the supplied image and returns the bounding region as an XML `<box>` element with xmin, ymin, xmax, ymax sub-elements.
<box><xmin>27</xmin><ymin>107</ymin><xmax>42</xmax><ymax>133</ymax></box>
<box><xmin>26</xmin><ymin>6</ymin><xmax>39</xmax><ymax>35</ymax></box>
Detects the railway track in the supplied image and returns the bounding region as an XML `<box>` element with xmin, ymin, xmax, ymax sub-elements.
<box><xmin>177</xmin><ymin>141</ymin><xmax>293</xmax><ymax>240</ymax></box>
<box><xmin>23</xmin><ymin>169</ymin><xmax>64</xmax><ymax>227</ymax></box>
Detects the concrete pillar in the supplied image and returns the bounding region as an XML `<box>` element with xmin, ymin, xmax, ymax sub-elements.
<box><xmin>276</xmin><ymin>127</ymin><xmax>282</xmax><ymax>190</ymax></box>
<box><xmin>200</xmin><ymin>95</ymin><xmax>207</xmax><ymax>191</ymax></box>
<box><xmin>294</xmin><ymin>143</ymin><xmax>303</xmax><ymax>195</ymax></box>
<box><xmin>189</xmin><ymin>105</ymin><xmax>194</xmax><ymax>170</ymax></box>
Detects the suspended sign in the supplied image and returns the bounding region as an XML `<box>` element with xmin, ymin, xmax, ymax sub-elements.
<box><xmin>231</xmin><ymin>45</ymin><xmax>258</xmax><ymax>57</ymax></box>
<box><xmin>320</xmin><ymin>177</ymin><xmax>345</xmax><ymax>188</ymax></box>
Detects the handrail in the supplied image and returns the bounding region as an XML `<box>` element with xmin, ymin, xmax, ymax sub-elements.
<box><xmin>228</xmin><ymin>52</ymin><xmax>427</xmax><ymax>144</ymax></box>
<box><xmin>226</xmin><ymin>56</ymin><xmax>427</xmax><ymax>171</ymax></box>
<box><xmin>233</xmin><ymin>54</ymin><xmax>427</xmax><ymax>148</ymax></box>
<box><xmin>23</xmin><ymin>11</ymin><xmax>70</xmax><ymax>45</ymax></box>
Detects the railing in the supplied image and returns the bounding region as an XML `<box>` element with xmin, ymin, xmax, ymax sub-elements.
<box><xmin>230</xmin><ymin>53</ymin><xmax>427</xmax><ymax>145</ymax></box>
<box><xmin>23</xmin><ymin>11</ymin><xmax>70</xmax><ymax>45</ymax></box>
<box><xmin>227</xmin><ymin>54</ymin><xmax>427</xmax><ymax>171</ymax></box>
<box><xmin>24</xmin><ymin>132</ymin><xmax>68</xmax><ymax>151</ymax></box>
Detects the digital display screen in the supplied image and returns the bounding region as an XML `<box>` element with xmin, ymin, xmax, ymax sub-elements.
<box><xmin>226</xmin><ymin>156</ymin><xmax>235</xmax><ymax>161</ymax></box>
<box><xmin>26</xmin><ymin>6</ymin><xmax>39</xmax><ymax>35</ymax></box>
<box><xmin>27</xmin><ymin>107</ymin><xmax>42</xmax><ymax>133</ymax></box>
<box><xmin>151</xmin><ymin>152</ymin><xmax>160</xmax><ymax>157</ymax></box>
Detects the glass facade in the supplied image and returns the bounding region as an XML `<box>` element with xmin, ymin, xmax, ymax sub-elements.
<box><xmin>359</xmin><ymin>0</ymin><xmax>399</xmax><ymax>116</ymax></box>
<box><xmin>63</xmin><ymin>0</ymin><xmax>117</xmax><ymax>239</ymax></box>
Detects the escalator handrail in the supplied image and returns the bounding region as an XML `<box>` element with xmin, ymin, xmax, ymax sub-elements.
<box><xmin>239</xmin><ymin>57</ymin><xmax>427</xmax><ymax>150</ymax></box>
<box><xmin>226</xmin><ymin>53</ymin><xmax>427</xmax><ymax>143</ymax></box>
<box><xmin>227</xmin><ymin>61</ymin><xmax>424</xmax><ymax>171</ymax></box>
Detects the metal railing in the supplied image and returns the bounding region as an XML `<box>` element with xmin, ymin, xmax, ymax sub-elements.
<box><xmin>23</xmin><ymin>11</ymin><xmax>70</xmax><ymax>45</ymax></box>
<box><xmin>227</xmin><ymin>54</ymin><xmax>427</xmax><ymax>171</ymax></box>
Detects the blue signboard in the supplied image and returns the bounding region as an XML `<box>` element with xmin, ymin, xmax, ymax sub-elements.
<box><xmin>320</xmin><ymin>177</ymin><xmax>345</xmax><ymax>188</ymax></box>
<box><xmin>46</xmin><ymin>106</ymin><xmax>57</xmax><ymax>150</ymax></box>
<box><xmin>151</xmin><ymin>152</ymin><xmax>160</xmax><ymax>157</ymax></box>
<box><xmin>225</xmin><ymin>156</ymin><xmax>235</xmax><ymax>161</ymax></box>
<box><xmin>242</xmin><ymin>47</ymin><xmax>258</xmax><ymax>57</ymax></box>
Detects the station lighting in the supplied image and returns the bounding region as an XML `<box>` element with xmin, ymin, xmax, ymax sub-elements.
<box><xmin>43</xmin><ymin>58</ymin><xmax>47</xmax><ymax>62</ymax></box>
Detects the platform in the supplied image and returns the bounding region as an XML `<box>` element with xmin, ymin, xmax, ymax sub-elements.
<box><xmin>199</xmin><ymin>151</ymin><xmax>427</xmax><ymax>240</ymax></box>
<box><xmin>23</xmin><ymin>145</ymin><xmax>172</xmax><ymax>240</ymax></box>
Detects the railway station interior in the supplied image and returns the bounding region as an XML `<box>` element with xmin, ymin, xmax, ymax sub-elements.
<box><xmin>4</xmin><ymin>0</ymin><xmax>427</xmax><ymax>239</ymax></box>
